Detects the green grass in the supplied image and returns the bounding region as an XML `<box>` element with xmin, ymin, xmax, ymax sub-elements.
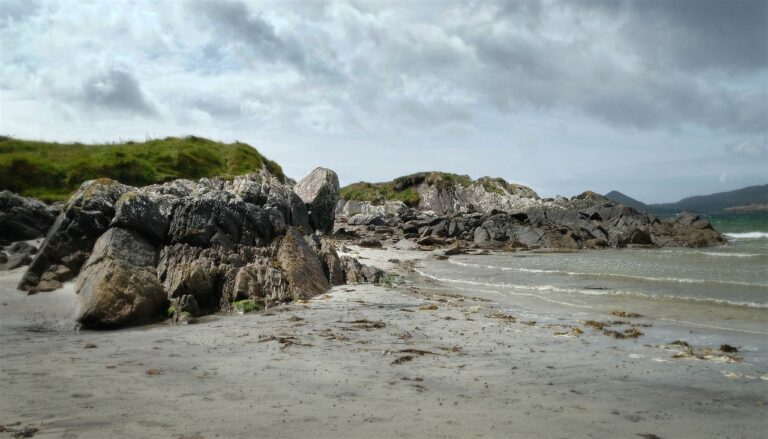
<box><xmin>477</xmin><ymin>177</ymin><xmax>506</xmax><ymax>195</ymax></box>
<box><xmin>339</xmin><ymin>181</ymin><xmax>421</xmax><ymax>207</ymax></box>
<box><xmin>232</xmin><ymin>299</ymin><xmax>263</xmax><ymax>313</ymax></box>
<box><xmin>339</xmin><ymin>171</ymin><xmax>472</xmax><ymax>207</ymax></box>
<box><xmin>0</xmin><ymin>135</ymin><xmax>284</xmax><ymax>202</ymax></box>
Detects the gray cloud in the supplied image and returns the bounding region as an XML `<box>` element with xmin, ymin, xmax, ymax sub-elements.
<box><xmin>1</xmin><ymin>0</ymin><xmax>766</xmax><ymax>200</ymax></box>
<box><xmin>0</xmin><ymin>0</ymin><xmax>41</xmax><ymax>26</ymax></box>
<box><xmin>82</xmin><ymin>69</ymin><xmax>157</xmax><ymax>116</ymax></box>
<box><xmin>727</xmin><ymin>138</ymin><xmax>768</xmax><ymax>158</ymax></box>
<box><xmin>620</xmin><ymin>0</ymin><xmax>768</xmax><ymax>73</ymax></box>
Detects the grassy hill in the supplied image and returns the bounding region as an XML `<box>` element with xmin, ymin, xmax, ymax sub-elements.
<box><xmin>605</xmin><ymin>185</ymin><xmax>768</xmax><ymax>215</ymax></box>
<box><xmin>604</xmin><ymin>191</ymin><xmax>650</xmax><ymax>211</ymax></box>
<box><xmin>0</xmin><ymin>135</ymin><xmax>284</xmax><ymax>202</ymax></box>
<box><xmin>339</xmin><ymin>172</ymin><xmax>473</xmax><ymax>207</ymax></box>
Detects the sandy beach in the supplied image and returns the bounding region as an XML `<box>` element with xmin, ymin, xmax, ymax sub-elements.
<box><xmin>1</xmin><ymin>247</ymin><xmax>766</xmax><ymax>439</ymax></box>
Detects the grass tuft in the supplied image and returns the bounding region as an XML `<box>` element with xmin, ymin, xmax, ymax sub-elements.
<box><xmin>0</xmin><ymin>135</ymin><xmax>285</xmax><ymax>202</ymax></box>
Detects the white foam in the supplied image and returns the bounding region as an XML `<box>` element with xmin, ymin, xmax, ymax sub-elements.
<box><xmin>447</xmin><ymin>259</ymin><xmax>768</xmax><ymax>288</ymax></box>
<box><xmin>699</xmin><ymin>252</ymin><xmax>764</xmax><ymax>258</ymax></box>
<box><xmin>725</xmin><ymin>232</ymin><xmax>768</xmax><ymax>239</ymax></box>
<box><xmin>417</xmin><ymin>269</ymin><xmax>768</xmax><ymax>309</ymax></box>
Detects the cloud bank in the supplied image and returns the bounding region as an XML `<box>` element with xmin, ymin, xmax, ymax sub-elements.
<box><xmin>1</xmin><ymin>0</ymin><xmax>766</xmax><ymax>201</ymax></box>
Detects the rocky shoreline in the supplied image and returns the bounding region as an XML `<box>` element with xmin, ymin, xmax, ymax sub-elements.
<box><xmin>0</xmin><ymin>168</ymin><xmax>725</xmax><ymax>331</ymax></box>
<box><xmin>2</xmin><ymin>168</ymin><xmax>383</xmax><ymax>329</ymax></box>
<box><xmin>334</xmin><ymin>187</ymin><xmax>725</xmax><ymax>254</ymax></box>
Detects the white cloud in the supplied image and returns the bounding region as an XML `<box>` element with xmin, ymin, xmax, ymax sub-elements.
<box><xmin>0</xmin><ymin>0</ymin><xmax>766</xmax><ymax>199</ymax></box>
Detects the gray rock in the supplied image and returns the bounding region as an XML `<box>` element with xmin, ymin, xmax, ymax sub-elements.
<box><xmin>393</xmin><ymin>239</ymin><xmax>418</xmax><ymax>250</ymax></box>
<box><xmin>265</xmin><ymin>184</ymin><xmax>312</xmax><ymax>233</ymax></box>
<box><xmin>319</xmin><ymin>239</ymin><xmax>345</xmax><ymax>286</ymax></box>
<box><xmin>348</xmin><ymin>213</ymin><xmax>385</xmax><ymax>226</ymax></box>
<box><xmin>358</xmin><ymin>238</ymin><xmax>383</xmax><ymax>248</ymax></box>
<box><xmin>229</xmin><ymin>263</ymin><xmax>289</xmax><ymax>302</ymax></box>
<box><xmin>110</xmin><ymin>191</ymin><xmax>168</xmax><ymax>241</ymax></box>
<box><xmin>294</xmin><ymin>167</ymin><xmax>340</xmax><ymax>234</ymax></box>
<box><xmin>75</xmin><ymin>227</ymin><xmax>165</xmax><ymax>329</ymax></box>
<box><xmin>76</xmin><ymin>259</ymin><xmax>165</xmax><ymax>329</ymax></box>
<box><xmin>0</xmin><ymin>241</ymin><xmax>37</xmax><ymax>270</ymax></box>
<box><xmin>170</xmin><ymin>294</ymin><xmax>200</xmax><ymax>316</ymax></box>
<box><xmin>276</xmin><ymin>228</ymin><xmax>330</xmax><ymax>300</ymax></box>
<box><xmin>340</xmin><ymin>256</ymin><xmax>384</xmax><ymax>284</ymax></box>
<box><xmin>157</xmin><ymin>244</ymin><xmax>217</xmax><ymax>308</ymax></box>
<box><xmin>19</xmin><ymin>179</ymin><xmax>132</xmax><ymax>292</ymax></box>
<box><xmin>0</xmin><ymin>191</ymin><xmax>58</xmax><ymax>242</ymax></box>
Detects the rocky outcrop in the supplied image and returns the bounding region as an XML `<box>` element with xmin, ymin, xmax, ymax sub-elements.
<box><xmin>334</xmin><ymin>188</ymin><xmax>726</xmax><ymax>251</ymax></box>
<box><xmin>15</xmin><ymin>167</ymin><xmax>383</xmax><ymax>329</ymax></box>
<box><xmin>294</xmin><ymin>167</ymin><xmax>340</xmax><ymax>234</ymax></box>
<box><xmin>340</xmin><ymin>256</ymin><xmax>384</xmax><ymax>284</ymax></box>
<box><xmin>0</xmin><ymin>191</ymin><xmax>59</xmax><ymax>244</ymax></box>
<box><xmin>74</xmin><ymin>227</ymin><xmax>165</xmax><ymax>329</ymax></box>
<box><xmin>277</xmin><ymin>229</ymin><xmax>330</xmax><ymax>300</ymax></box>
<box><xmin>19</xmin><ymin>179</ymin><xmax>132</xmax><ymax>292</ymax></box>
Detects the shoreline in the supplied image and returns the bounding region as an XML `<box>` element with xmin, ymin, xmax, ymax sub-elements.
<box><xmin>2</xmin><ymin>247</ymin><xmax>766</xmax><ymax>438</ymax></box>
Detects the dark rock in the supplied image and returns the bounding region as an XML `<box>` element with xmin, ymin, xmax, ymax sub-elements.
<box><xmin>276</xmin><ymin>228</ymin><xmax>330</xmax><ymax>300</ymax></box>
<box><xmin>417</xmin><ymin>235</ymin><xmax>445</xmax><ymax>246</ymax></box>
<box><xmin>393</xmin><ymin>239</ymin><xmax>418</xmax><ymax>250</ymax></box>
<box><xmin>19</xmin><ymin>178</ymin><xmax>131</xmax><ymax>292</ymax></box>
<box><xmin>348</xmin><ymin>213</ymin><xmax>385</xmax><ymax>226</ymax></box>
<box><xmin>358</xmin><ymin>238</ymin><xmax>383</xmax><ymax>248</ymax></box>
<box><xmin>444</xmin><ymin>242</ymin><xmax>464</xmax><ymax>256</ymax></box>
<box><xmin>156</xmin><ymin>244</ymin><xmax>217</xmax><ymax>309</ymax></box>
<box><xmin>168</xmin><ymin>193</ymin><xmax>277</xmax><ymax>248</ymax></box>
<box><xmin>0</xmin><ymin>190</ymin><xmax>58</xmax><ymax>242</ymax></box>
<box><xmin>265</xmin><ymin>184</ymin><xmax>312</xmax><ymax>233</ymax></box>
<box><xmin>340</xmin><ymin>256</ymin><xmax>384</xmax><ymax>284</ymax></box>
<box><xmin>228</xmin><ymin>263</ymin><xmax>289</xmax><ymax>302</ymax></box>
<box><xmin>402</xmin><ymin>221</ymin><xmax>420</xmax><ymax>234</ymax></box>
<box><xmin>110</xmin><ymin>191</ymin><xmax>168</xmax><ymax>241</ymax></box>
<box><xmin>75</xmin><ymin>227</ymin><xmax>165</xmax><ymax>329</ymax></box>
<box><xmin>170</xmin><ymin>294</ymin><xmax>200</xmax><ymax>317</ymax></box>
<box><xmin>618</xmin><ymin>228</ymin><xmax>654</xmax><ymax>247</ymax></box>
<box><xmin>294</xmin><ymin>167</ymin><xmax>340</xmax><ymax>234</ymax></box>
<box><xmin>319</xmin><ymin>239</ymin><xmax>345</xmax><ymax>286</ymax></box>
<box><xmin>0</xmin><ymin>241</ymin><xmax>37</xmax><ymax>270</ymax></box>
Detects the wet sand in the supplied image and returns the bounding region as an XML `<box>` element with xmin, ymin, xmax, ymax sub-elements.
<box><xmin>1</xmin><ymin>250</ymin><xmax>766</xmax><ymax>438</ymax></box>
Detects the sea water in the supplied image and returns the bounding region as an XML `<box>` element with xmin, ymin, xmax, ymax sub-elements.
<box><xmin>415</xmin><ymin>212</ymin><xmax>768</xmax><ymax>361</ymax></box>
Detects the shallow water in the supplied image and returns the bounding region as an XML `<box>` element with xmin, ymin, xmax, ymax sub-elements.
<box><xmin>415</xmin><ymin>229</ymin><xmax>768</xmax><ymax>365</ymax></box>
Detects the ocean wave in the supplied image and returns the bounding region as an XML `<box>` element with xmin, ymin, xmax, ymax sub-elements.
<box><xmin>447</xmin><ymin>259</ymin><xmax>768</xmax><ymax>288</ymax></box>
<box><xmin>724</xmin><ymin>232</ymin><xmax>768</xmax><ymax>239</ymax></box>
<box><xmin>650</xmin><ymin>249</ymin><xmax>765</xmax><ymax>258</ymax></box>
<box><xmin>416</xmin><ymin>269</ymin><xmax>768</xmax><ymax>309</ymax></box>
<box><xmin>698</xmin><ymin>252</ymin><xmax>765</xmax><ymax>258</ymax></box>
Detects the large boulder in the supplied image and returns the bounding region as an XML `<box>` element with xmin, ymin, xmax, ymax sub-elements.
<box><xmin>110</xmin><ymin>191</ymin><xmax>168</xmax><ymax>242</ymax></box>
<box><xmin>156</xmin><ymin>244</ymin><xmax>218</xmax><ymax>309</ymax></box>
<box><xmin>276</xmin><ymin>228</ymin><xmax>330</xmax><ymax>299</ymax></box>
<box><xmin>228</xmin><ymin>263</ymin><xmax>290</xmax><ymax>302</ymax></box>
<box><xmin>168</xmin><ymin>193</ymin><xmax>276</xmax><ymax>248</ymax></box>
<box><xmin>0</xmin><ymin>191</ymin><xmax>58</xmax><ymax>243</ymax></box>
<box><xmin>19</xmin><ymin>179</ymin><xmax>132</xmax><ymax>292</ymax></box>
<box><xmin>294</xmin><ymin>167</ymin><xmax>340</xmax><ymax>234</ymax></box>
<box><xmin>319</xmin><ymin>239</ymin><xmax>345</xmax><ymax>286</ymax></box>
<box><xmin>75</xmin><ymin>227</ymin><xmax>165</xmax><ymax>329</ymax></box>
<box><xmin>340</xmin><ymin>256</ymin><xmax>384</xmax><ymax>284</ymax></box>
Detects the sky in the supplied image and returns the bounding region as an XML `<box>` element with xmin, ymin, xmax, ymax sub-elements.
<box><xmin>0</xmin><ymin>0</ymin><xmax>766</xmax><ymax>203</ymax></box>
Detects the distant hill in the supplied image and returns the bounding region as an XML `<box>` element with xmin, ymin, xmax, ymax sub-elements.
<box><xmin>0</xmin><ymin>135</ymin><xmax>285</xmax><ymax>202</ymax></box>
<box><xmin>605</xmin><ymin>184</ymin><xmax>768</xmax><ymax>214</ymax></box>
<box><xmin>603</xmin><ymin>191</ymin><xmax>649</xmax><ymax>211</ymax></box>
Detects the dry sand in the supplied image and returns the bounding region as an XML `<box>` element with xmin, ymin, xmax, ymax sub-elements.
<box><xmin>1</xmin><ymin>248</ymin><xmax>766</xmax><ymax>438</ymax></box>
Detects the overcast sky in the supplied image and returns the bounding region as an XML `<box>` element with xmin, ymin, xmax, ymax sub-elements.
<box><xmin>1</xmin><ymin>0</ymin><xmax>766</xmax><ymax>202</ymax></box>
